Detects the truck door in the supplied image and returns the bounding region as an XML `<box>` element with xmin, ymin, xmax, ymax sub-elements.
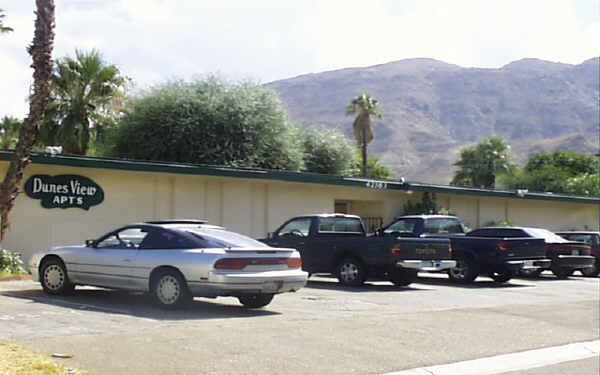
<box><xmin>268</xmin><ymin>217</ymin><xmax>312</xmax><ymax>268</ymax></box>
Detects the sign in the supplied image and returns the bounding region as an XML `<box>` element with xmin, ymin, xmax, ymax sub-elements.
<box><xmin>24</xmin><ymin>174</ymin><xmax>104</xmax><ymax>210</ymax></box>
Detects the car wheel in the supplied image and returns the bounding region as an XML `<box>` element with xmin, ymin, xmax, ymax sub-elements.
<box><xmin>551</xmin><ymin>266</ymin><xmax>571</xmax><ymax>279</ymax></box>
<box><xmin>390</xmin><ymin>269</ymin><xmax>417</xmax><ymax>286</ymax></box>
<box><xmin>336</xmin><ymin>258</ymin><xmax>366</xmax><ymax>286</ymax></box>
<box><xmin>448</xmin><ymin>256</ymin><xmax>478</xmax><ymax>283</ymax></box>
<box><xmin>40</xmin><ymin>258</ymin><xmax>75</xmax><ymax>295</ymax></box>
<box><xmin>581</xmin><ymin>263</ymin><xmax>599</xmax><ymax>277</ymax></box>
<box><xmin>519</xmin><ymin>268</ymin><xmax>543</xmax><ymax>278</ymax></box>
<box><xmin>489</xmin><ymin>269</ymin><xmax>513</xmax><ymax>283</ymax></box>
<box><xmin>152</xmin><ymin>270</ymin><xmax>191</xmax><ymax>309</ymax></box>
<box><xmin>238</xmin><ymin>294</ymin><xmax>274</xmax><ymax>308</ymax></box>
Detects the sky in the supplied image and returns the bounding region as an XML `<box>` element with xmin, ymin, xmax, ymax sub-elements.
<box><xmin>1</xmin><ymin>0</ymin><xmax>599</xmax><ymax>119</ymax></box>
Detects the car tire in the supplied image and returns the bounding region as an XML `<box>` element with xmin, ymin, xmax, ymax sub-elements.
<box><xmin>489</xmin><ymin>269</ymin><xmax>513</xmax><ymax>283</ymax></box>
<box><xmin>448</xmin><ymin>256</ymin><xmax>478</xmax><ymax>283</ymax></box>
<box><xmin>40</xmin><ymin>258</ymin><xmax>75</xmax><ymax>295</ymax></box>
<box><xmin>519</xmin><ymin>268</ymin><xmax>543</xmax><ymax>278</ymax></box>
<box><xmin>581</xmin><ymin>263</ymin><xmax>599</xmax><ymax>277</ymax></box>
<box><xmin>336</xmin><ymin>258</ymin><xmax>366</xmax><ymax>286</ymax></box>
<box><xmin>390</xmin><ymin>269</ymin><xmax>417</xmax><ymax>287</ymax></box>
<box><xmin>152</xmin><ymin>270</ymin><xmax>191</xmax><ymax>309</ymax></box>
<box><xmin>238</xmin><ymin>294</ymin><xmax>274</xmax><ymax>308</ymax></box>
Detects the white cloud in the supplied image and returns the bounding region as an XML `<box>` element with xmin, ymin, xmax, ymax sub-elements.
<box><xmin>1</xmin><ymin>0</ymin><xmax>597</xmax><ymax>118</ymax></box>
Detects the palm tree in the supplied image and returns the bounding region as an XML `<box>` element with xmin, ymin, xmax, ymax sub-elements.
<box><xmin>0</xmin><ymin>0</ymin><xmax>55</xmax><ymax>240</ymax></box>
<box><xmin>346</xmin><ymin>93</ymin><xmax>383</xmax><ymax>177</ymax></box>
<box><xmin>450</xmin><ymin>136</ymin><xmax>514</xmax><ymax>188</ymax></box>
<box><xmin>0</xmin><ymin>9</ymin><xmax>14</xmax><ymax>34</ymax></box>
<box><xmin>40</xmin><ymin>49</ymin><xmax>127</xmax><ymax>155</ymax></box>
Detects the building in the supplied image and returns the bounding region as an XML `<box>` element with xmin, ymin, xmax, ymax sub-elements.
<box><xmin>1</xmin><ymin>151</ymin><xmax>598</xmax><ymax>262</ymax></box>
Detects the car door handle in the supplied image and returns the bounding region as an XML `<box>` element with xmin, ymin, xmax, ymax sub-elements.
<box><xmin>123</xmin><ymin>259</ymin><xmax>132</xmax><ymax>262</ymax></box>
<box><xmin>299</xmin><ymin>242</ymin><xmax>306</xmax><ymax>245</ymax></box>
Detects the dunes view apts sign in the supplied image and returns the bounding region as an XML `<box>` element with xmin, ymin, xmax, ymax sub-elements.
<box><xmin>24</xmin><ymin>174</ymin><xmax>104</xmax><ymax>210</ymax></box>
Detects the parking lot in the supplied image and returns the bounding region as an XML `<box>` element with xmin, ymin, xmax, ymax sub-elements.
<box><xmin>0</xmin><ymin>273</ymin><xmax>598</xmax><ymax>375</ymax></box>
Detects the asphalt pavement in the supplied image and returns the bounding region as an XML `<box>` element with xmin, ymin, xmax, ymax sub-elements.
<box><xmin>0</xmin><ymin>273</ymin><xmax>598</xmax><ymax>375</ymax></box>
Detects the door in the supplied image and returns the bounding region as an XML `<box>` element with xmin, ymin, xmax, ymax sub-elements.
<box><xmin>268</xmin><ymin>217</ymin><xmax>312</xmax><ymax>269</ymax></box>
<box><xmin>70</xmin><ymin>227</ymin><xmax>148</xmax><ymax>289</ymax></box>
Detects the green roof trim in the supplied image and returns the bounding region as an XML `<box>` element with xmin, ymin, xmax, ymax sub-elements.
<box><xmin>1</xmin><ymin>150</ymin><xmax>598</xmax><ymax>205</ymax></box>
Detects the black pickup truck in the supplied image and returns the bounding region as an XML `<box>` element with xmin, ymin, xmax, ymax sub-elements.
<box><xmin>378</xmin><ymin>215</ymin><xmax>552</xmax><ymax>283</ymax></box>
<box><xmin>260</xmin><ymin>214</ymin><xmax>456</xmax><ymax>287</ymax></box>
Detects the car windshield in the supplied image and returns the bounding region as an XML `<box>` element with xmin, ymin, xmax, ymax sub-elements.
<box><xmin>175</xmin><ymin>226</ymin><xmax>270</xmax><ymax>248</ymax></box>
<box><xmin>523</xmin><ymin>228</ymin><xmax>569</xmax><ymax>243</ymax></box>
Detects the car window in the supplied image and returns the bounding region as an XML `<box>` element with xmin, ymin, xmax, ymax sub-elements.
<box><xmin>423</xmin><ymin>218</ymin><xmax>464</xmax><ymax>234</ymax></box>
<box><xmin>522</xmin><ymin>228</ymin><xmax>569</xmax><ymax>243</ymax></box>
<box><xmin>557</xmin><ymin>234</ymin><xmax>594</xmax><ymax>245</ymax></box>
<box><xmin>96</xmin><ymin>227</ymin><xmax>148</xmax><ymax>249</ymax></box>
<box><xmin>384</xmin><ymin>219</ymin><xmax>418</xmax><ymax>234</ymax></box>
<box><xmin>139</xmin><ymin>229</ymin><xmax>195</xmax><ymax>249</ymax></box>
<box><xmin>278</xmin><ymin>218</ymin><xmax>312</xmax><ymax>237</ymax></box>
<box><xmin>496</xmin><ymin>229</ymin><xmax>526</xmax><ymax>237</ymax></box>
<box><xmin>317</xmin><ymin>217</ymin><xmax>363</xmax><ymax>234</ymax></box>
<box><xmin>467</xmin><ymin>229</ymin><xmax>497</xmax><ymax>237</ymax></box>
<box><xmin>182</xmin><ymin>227</ymin><xmax>270</xmax><ymax>248</ymax></box>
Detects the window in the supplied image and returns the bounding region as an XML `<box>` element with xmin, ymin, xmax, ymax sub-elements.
<box><xmin>384</xmin><ymin>219</ymin><xmax>418</xmax><ymax>234</ymax></box>
<box><xmin>559</xmin><ymin>234</ymin><xmax>594</xmax><ymax>245</ymax></box>
<box><xmin>317</xmin><ymin>218</ymin><xmax>362</xmax><ymax>234</ymax></box>
<box><xmin>522</xmin><ymin>228</ymin><xmax>568</xmax><ymax>243</ymax></box>
<box><xmin>423</xmin><ymin>218</ymin><xmax>464</xmax><ymax>234</ymax></box>
<box><xmin>96</xmin><ymin>227</ymin><xmax>148</xmax><ymax>249</ymax></box>
<box><xmin>139</xmin><ymin>230</ymin><xmax>193</xmax><ymax>249</ymax></box>
<box><xmin>277</xmin><ymin>218</ymin><xmax>312</xmax><ymax>237</ymax></box>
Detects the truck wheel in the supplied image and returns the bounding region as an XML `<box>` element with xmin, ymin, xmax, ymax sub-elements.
<box><xmin>390</xmin><ymin>269</ymin><xmax>417</xmax><ymax>287</ymax></box>
<box><xmin>488</xmin><ymin>270</ymin><xmax>513</xmax><ymax>283</ymax></box>
<box><xmin>448</xmin><ymin>256</ymin><xmax>478</xmax><ymax>283</ymax></box>
<box><xmin>336</xmin><ymin>258</ymin><xmax>366</xmax><ymax>286</ymax></box>
<box><xmin>551</xmin><ymin>266</ymin><xmax>571</xmax><ymax>279</ymax></box>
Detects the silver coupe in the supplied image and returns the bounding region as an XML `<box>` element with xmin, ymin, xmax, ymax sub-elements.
<box><xmin>29</xmin><ymin>220</ymin><xmax>308</xmax><ymax>309</ymax></box>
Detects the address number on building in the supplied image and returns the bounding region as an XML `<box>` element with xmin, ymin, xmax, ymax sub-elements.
<box><xmin>365</xmin><ymin>180</ymin><xmax>388</xmax><ymax>189</ymax></box>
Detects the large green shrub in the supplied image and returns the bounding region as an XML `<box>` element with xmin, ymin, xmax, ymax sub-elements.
<box><xmin>109</xmin><ymin>77</ymin><xmax>302</xmax><ymax>171</ymax></box>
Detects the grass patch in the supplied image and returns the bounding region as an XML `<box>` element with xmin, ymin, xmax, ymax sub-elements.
<box><xmin>0</xmin><ymin>341</ymin><xmax>88</xmax><ymax>374</ymax></box>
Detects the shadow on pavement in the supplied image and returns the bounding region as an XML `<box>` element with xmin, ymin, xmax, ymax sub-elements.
<box><xmin>414</xmin><ymin>275</ymin><xmax>533</xmax><ymax>289</ymax></box>
<box><xmin>0</xmin><ymin>287</ymin><xmax>281</xmax><ymax>320</ymax></box>
<box><xmin>305</xmin><ymin>278</ymin><xmax>430</xmax><ymax>292</ymax></box>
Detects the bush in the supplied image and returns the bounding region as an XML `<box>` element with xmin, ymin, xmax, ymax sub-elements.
<box><xmin>109</xmin><ymin>77</ymin><xmax>303</xmax><ymax>171</ymax></box>
<box><xmin>0</xmin><ymin>249</ymin><xmax>27</xmax><ymax>275</ymax></box>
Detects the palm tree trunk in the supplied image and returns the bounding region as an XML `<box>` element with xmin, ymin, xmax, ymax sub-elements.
<box><xmin>361</xmin><ymin>127</ymin><xmax>367</xmax><ymax>177</ymax></box>
<box><xmin>0</xmin><ymin>0</ymin><xmax>55</xmax><ymax>241</ymax></box>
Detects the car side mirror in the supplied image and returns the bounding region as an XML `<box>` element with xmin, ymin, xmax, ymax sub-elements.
<box><xmin>376</xmin><ymin>228</ymin><xmax>384</xmax><ymax>236</ymax></box>
<box><xmin>85</xmin><ymin>239</ymin><xmax>96</xmax><ymax>248</ymax></box>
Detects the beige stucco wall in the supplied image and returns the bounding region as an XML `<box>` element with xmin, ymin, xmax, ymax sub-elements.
<box><xmin>1</xmin><ymin>161</ymin><xmax>597</xmax><ymax>263</ymax></box>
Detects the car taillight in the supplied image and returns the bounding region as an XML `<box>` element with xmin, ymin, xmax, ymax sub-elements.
<box><xmin>392</xmin><ymin>243</ymin><xmax>402</xmax><ymax>258</ymax></box>
<box><xmin>215</xmin><ymin>257</ymin><xmax>299</xmax><ymax>270</ymax></box>
<box><xmin>214</xmin><ymin>258</ymin><xmax>249</xmax><ymax>269</ymax></box>
<box><xmin>496</xmin><ymin>241</ymin><xmax>509</xmax><ymax>251</ymax></box>
<box><xmin>285</xmin><ymin>257</ymin><xmax>302</xmax><ymax>269</ymax></box>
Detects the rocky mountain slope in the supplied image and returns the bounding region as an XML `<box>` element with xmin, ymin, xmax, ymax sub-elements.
<box><xmin>267</xmin><ymin>57</ymin><xmax>599</xmax><ymax>184</ymax></box>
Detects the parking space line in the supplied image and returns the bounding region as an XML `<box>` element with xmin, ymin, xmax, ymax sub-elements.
<box><xmin>382</xmin><ymin>340</ymin><xmax>600</xmax><ymax>375</ymax></box>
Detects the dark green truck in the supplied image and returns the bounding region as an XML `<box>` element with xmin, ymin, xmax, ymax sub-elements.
<box><xmin>260</xmin><ymin>214</ymin><xmax>455</xmax><ymax>287</ymax></box>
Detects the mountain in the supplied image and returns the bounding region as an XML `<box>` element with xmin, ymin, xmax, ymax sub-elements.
<box><xmin>267</xmin><ymin>57</ymin><xmax>599</xmax><ymax>184</ymax></box>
